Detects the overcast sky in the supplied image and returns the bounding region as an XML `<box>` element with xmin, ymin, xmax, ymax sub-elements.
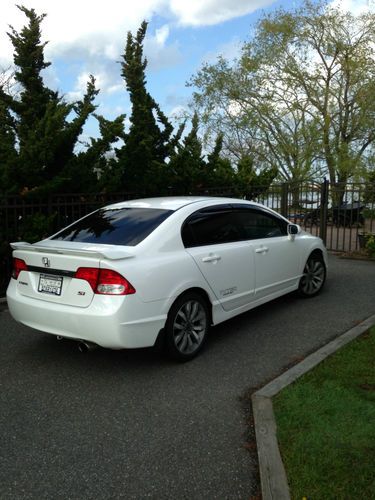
<box><xmin>1</xmin><ymin>0</ymin><xmax>371</xmax><ymax>139</ymax></box>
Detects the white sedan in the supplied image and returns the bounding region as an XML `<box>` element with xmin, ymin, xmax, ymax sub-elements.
<box><xmin>7</xmin><ymin>197</ymin><xmax>327</xmax><ymax>360</ymax></box>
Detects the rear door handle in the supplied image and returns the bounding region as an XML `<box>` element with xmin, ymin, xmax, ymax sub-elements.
<box><xmin>255</xmin><ymin>246</ymin><xmax>269</xmax><ymax>254</ymax></box>
<box><xmin>202</xmin><ymin>254</ymin><xmax>221</xmax><ymax>262</ymax></box>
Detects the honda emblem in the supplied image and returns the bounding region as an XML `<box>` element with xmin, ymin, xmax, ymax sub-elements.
<box><xmin>42</xmin><ymin>257</ymin><xmax>50</xmax><ymax>268</ymax></box>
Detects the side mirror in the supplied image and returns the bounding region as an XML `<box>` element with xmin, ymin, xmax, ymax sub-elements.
<box><xmin>287</xmin><ymin>224</ymin><xmax>300</xmax><ymax>240</ymax></box>
<box><xmin>288</xmin><ymin>224</ymin><xmax>299</xmax><ymax>235</ymax></box>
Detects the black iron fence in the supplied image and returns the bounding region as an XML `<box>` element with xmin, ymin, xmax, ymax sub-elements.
<box><xmin>256</xmin><ymin>180</ymin><xmax>375</xmax><ymax>253</ymax></box>
<box><xmin>1</xmin><ymin>181</ymin><xmax>374</xmax><ymax>296</ymax></box>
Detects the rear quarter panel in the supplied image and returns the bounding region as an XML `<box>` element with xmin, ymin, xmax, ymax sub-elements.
<box><xmin>101</xmin><ymin>249</ymin><xmax>216</xmax><ymax>308</ymax></box>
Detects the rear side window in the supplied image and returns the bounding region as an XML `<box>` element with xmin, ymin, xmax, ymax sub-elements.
<box><xmin>52</xmin><ymin>208</ymin><xmax>173</xmax><ymax>246</ymax></box>
<box><xmin>182</xmin><ymin>207</ymin><xmax>242</xmax><ymax>247</ymax></box>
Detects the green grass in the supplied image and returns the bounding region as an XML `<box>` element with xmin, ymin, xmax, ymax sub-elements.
<box><xmin>273</xmin><ymin>327</ymin><xmax>375</xmax><ymax>500</ymax></box>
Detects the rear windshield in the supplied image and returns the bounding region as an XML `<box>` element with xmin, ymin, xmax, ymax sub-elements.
<box><xmin>51</xmin><ymin>208</ymin><xmax>173</xmax><ymax>246</ymax></box>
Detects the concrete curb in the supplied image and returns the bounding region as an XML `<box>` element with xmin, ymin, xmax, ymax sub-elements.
<box><xmin>252</xmin><ymin>313</ymin><xmax>375</xmax><ymax>500</ymax></box>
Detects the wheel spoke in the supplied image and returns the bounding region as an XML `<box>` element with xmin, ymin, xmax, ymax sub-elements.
<box><xmin>190</xmin><ymin>330</ymin><xmax>199</xmax><ymax>343</ymax></box>
<box><xmin>189</xmin><ymin>301</ymin><xmax>199</xmax><ymax>321</ymax></box>
<box><xmin>187</xmin><ymin>335</ymin><xmax>193</xmax><ymax>350</ymax></box>
<box><xmin>174</xmin><ymin>330</ymin><xmax>185</xmax><ymax>344</ymax></box>
<box><xmin>177</xmin><ymin>309</ymin><xmax>187</xmax><ymax>322</ymax></box>
<box><xmin>184</xmin><ymin>301</ymin><xmax>192</xmax><ymax>318</ymax></box>
<box><xmin>178</xmin><ymin>334</ymin><xmax>188</xmax><ymax>352</ymax></box>
<box><xmin>193</xmin><ymin>325</ymin><xmax>204</xmax><ymax>333</ymax></box>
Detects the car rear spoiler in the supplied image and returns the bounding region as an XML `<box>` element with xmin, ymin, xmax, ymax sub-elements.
<box><xmin>10</xmin><ymin>242</ymin><xmax>135</xmax><ymax>261</ymax></box>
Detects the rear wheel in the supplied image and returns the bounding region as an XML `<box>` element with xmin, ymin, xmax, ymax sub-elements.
<box><xmin>298</xmin><ymin>256</ymin><xmax>326</xmax><ymax>297</ymax></box>
<box><xmin>165</xmin><ymin>292</ymin><xmax>209</xmax><ymax>361</ymax></box>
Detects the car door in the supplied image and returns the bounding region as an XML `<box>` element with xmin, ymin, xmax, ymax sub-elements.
<box><xmin>235</xmin><ymin>207</ymin><xmax>302</xmax><ymax>300</ymax></box>
<box><xmin>182</xmin><ymin>205</ymin><xmax>256</xmax><ymax>311</ymax></box>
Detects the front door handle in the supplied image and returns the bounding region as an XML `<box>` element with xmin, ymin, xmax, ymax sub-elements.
<box><xmin>255</xmin><ymin>246</ymin><xmax>269</xmax><ymax>254</ymax></box>
<box><xmin>202</xmin><ymin>254</ymin><xmax>221</xmax><ymax>262</ymax></box>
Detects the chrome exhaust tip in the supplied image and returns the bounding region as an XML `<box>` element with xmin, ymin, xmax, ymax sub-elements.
<box><xmin>78</xmin><ymin>341</ymin><xmax>97</xmax><ymax>353</ymax></box>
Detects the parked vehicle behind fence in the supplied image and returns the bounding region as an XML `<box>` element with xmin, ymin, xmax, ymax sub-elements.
<box><xmin>304</xmin><ymin>202</ymin><xmax>365</xmax><ymax>227</ymax></box>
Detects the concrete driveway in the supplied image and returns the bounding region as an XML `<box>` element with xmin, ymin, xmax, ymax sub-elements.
<box><xmin>1</xmin><ymin>255</ymin><xmax>374</xmax><ymax>499</ymax></box>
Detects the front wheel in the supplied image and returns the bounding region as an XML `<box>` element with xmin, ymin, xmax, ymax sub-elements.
<box><xmin>165</xmin><ymin>292</ymin><xmax>209</xmax><ymax>361</ymax></box>
<box><xmin>298</xmin><ymin>256</ymin><xmax>326</xmax><ymax>298</ymax></box>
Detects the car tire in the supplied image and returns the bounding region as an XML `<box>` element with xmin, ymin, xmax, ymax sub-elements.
<box><xmin>165</xmin><ymin>292</ymin><xmax>210</xmax><ymax>361</ymax></box>
<box><xmin>298</xmin><ymin>255</ymin><xmax>326</xmax><ymax>298</ymax></box>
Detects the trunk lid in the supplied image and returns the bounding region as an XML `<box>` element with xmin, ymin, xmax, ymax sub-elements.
<box><xmin>11</xmin><ymin>242</ymin><xmax>134</xmax><ymax>308</ymax></box>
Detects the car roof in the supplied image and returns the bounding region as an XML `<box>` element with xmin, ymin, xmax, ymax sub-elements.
<box><xmin>105</xmin><ymin>196</ymin><xmax>255</xmax><ymax>211</ymax></box>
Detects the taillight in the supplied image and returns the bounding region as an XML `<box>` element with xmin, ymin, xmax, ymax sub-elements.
<box><xmin>96</xmin><ymin>269</ymin><xmax>136</xmax><ymax>295</ymax></box>
<box><xmin>75</xmin><ymin>267</ymin><xmax>100</xmax><ymax>291</ymax></box>
<box><xmin>12</xmin><ymin>258</ymin><xmax>28</xmax><ymax>279</ymax></box>
<box><xmin>75</xmin><ymin>267</ymin><xmax>135</xmax><ymax>295</ymax></box>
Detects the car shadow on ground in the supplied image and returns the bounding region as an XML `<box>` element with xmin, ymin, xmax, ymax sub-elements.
<box><xmin>24</xmin><ymin>288</ymin><xmax>310</xmax><ymax>371</ymax></box>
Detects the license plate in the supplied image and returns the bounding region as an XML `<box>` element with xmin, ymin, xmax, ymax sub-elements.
<box><xmin>38</xmin><ymin>274</ymin><xmax>63</xmax><ymax>296</ymax></box>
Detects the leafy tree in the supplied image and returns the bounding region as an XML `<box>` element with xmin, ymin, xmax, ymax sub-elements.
<box><xmin>191</xmin><ymin>0</ymin><xmax>375</xmax><ymax>198</ymax></box>
<box><xmin>255</xmin><ymin>1</ymin><xmax>375</xmax><ymax>200</ymax></box>
<box><xmin>364</xmin><ymin>168</ymin><xmax>375</xmax><ymax>204</ymax></box>
<box><xmin>191</xmin><ymin>51</ymin><xmax>321</xmax><ymax>186</ymax></box>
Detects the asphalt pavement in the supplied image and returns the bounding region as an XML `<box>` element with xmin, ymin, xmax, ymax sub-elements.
<box><xmin>1</xmin><ymin>255</ymin><xmax>375</xmax><ymax>500</ymax></box>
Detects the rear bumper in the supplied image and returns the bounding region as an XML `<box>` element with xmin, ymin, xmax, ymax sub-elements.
<box><xmin>6</xmin><ymin>280</ymin><xmax>167</xmax><ymax>349</ymax></box>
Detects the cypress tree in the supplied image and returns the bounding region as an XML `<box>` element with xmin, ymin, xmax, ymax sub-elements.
<box><xmin>72</xmin><ymin>113</ymin><xmax>126</xmax><ymax>193</ymax></box>
<box><xmin>169</xmin><ymin>113</ymin><xmax>206</xmax><ymax>193</ymax></box>
<box><xmin>236</xmin><ymin>155</ymin><xmax>278</xmax><ymax>199</ymax></box>
<box><xmin>7</xmin><ymin>6</ymin><xmax>55</xmax><ymax>143</ymax></box>
<box><xmin>1</xmin><ymin>6</ymin><xmax>99</xmax><ymax>194</ymax></box>
<box><xmin>206</xmin><ymin>133</ymin><xmax>234</xmax><ymax>188</ymax></box>
<box><xmin>117</xmin><ymin>22</ymin><xmax>176</xmax><ymax>194</ymax></box>
<box><xmin>0</xmin><ymin>98</ymin><xmax>17</xmax><ymax>191</ymax></box>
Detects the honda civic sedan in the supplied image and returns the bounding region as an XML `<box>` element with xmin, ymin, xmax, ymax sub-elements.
<box><xmin>7</xmin><ymin>197</ymin><xmax>327</xmax><ymax>360</ymax></box>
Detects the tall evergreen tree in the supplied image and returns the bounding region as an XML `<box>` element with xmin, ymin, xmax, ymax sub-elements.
<box><xmin>236</xmin><ymin>155</ymin><xmax>278</xmax><ymax>199</ymax></box>
<box><xmin>0</xmin><ymin>6</ymin><xmax>101</xmax><ymax>194</ymax></box>
<box><xmin>169</xmin><ymin>113</ymin><xmax>207</xmax><ymax>193</ymax></box>
<box><xmin>72</xmin><ymin>113</ymin><xmax>126</xmax><ymax>193</ymax></box>
<box><xmin>117</xmin><ymin>21</ymin><xmax>178</xmax><ymax>194</ymax></box>
<box><xmin>0</xmin><ymin>99</ymin><xmax>17</xmax><ymax>189</ymax></box>
<box><xmin>7</xmin><ymin>6</ymin><xmax>55</xmax><ymax>144</ymax></box>
<box><xmin>206</xmin><ymin>134</ymin><xmax>235</xmax><ymax>187</ymax></box>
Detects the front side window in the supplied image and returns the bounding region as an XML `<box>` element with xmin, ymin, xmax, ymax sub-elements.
<box><xmin>52</xmin><ymin>208</ymin><xmax>173</xmax><ymax>246</ymax></box>
<box><xmin>235</xmin><ymin>208</ymin><xmax>287</xmax><ymax>239</ymax></box>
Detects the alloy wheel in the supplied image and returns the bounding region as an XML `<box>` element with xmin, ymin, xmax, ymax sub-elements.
<box><xmin>172</xmin><ymin>299</ymin><xmax>207</xmax><ymax>355</ymax></box>
<box><xmin>300</xmin><ymin>258</ymin><xmax>326</xmax><ymax>296</ymax></box>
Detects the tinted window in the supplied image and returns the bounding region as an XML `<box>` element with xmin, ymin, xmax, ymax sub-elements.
<box><xmin>182</xmin><ymin>208</ymin><xmax>242</xmax><ymax>247</ymax></box>
<box><xmin>235</xmin><ymin>209</ymin><xmax>287</xmax><ymax>239</ymax></box>
<box><xmin>52</xmin><ymin>208</ymin><xmax>173</xmax><ymax>246</ymax></box>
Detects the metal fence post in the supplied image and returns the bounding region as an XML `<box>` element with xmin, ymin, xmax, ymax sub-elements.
<box><xmin>281</xmin><ymin>183</ymin><xmax>288</xmax><ymax>218</ymax></box>
<box><xmin>319</xmin><ymin>179</ymin><xmax>329</xmax><ymax>244</ymax></box>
